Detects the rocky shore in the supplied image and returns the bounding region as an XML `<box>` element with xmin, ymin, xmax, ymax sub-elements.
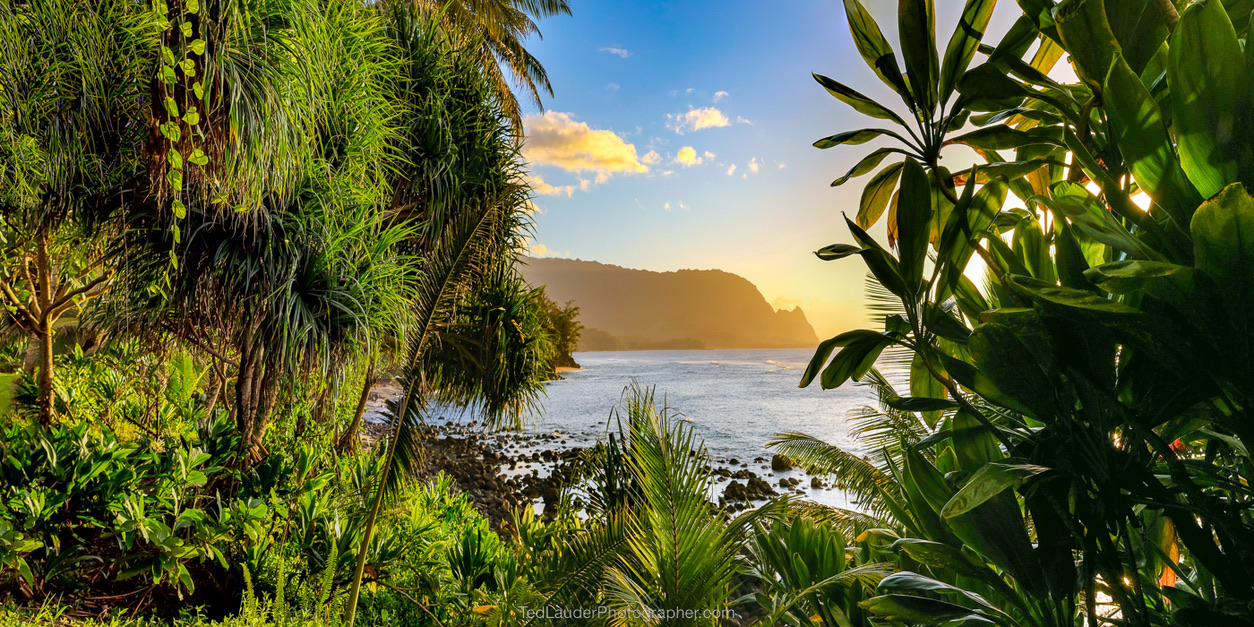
<box><xmin>356</xmin><ymin>381</ymin><xmax>842</xmax><ymax>531</ymax></box>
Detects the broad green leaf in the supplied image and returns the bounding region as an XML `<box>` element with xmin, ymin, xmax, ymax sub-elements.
<box><xmin>842</xmin><ymin>0</ymin><xmax>913</xmax><ymax>103</ymax></box>
<box><xmin>939</xmin><ymin>0</ymin><xmax>996</xmax><ymax>106</ymax></box>
<box><xmin>910</xmin><ymin>351</ymin><xmax>949</xmax><ymax>427</ymax></box>
<box><xmin>860</xmin><ymin>595</ymin><xmax>992</xmax><ymax>626</ymax></box>
<box><xmin>801</xmin><ymin>329</ymin><xmax>896</xmax><ymax>387</ymax></box>
<box><xmin>1036</xmin><ymin>181</ymin><xmax>1164</xmax><ymax>261</ymax></box>
<box><xmin>942</xmin><ymin>461</ymin><xmax>1048</xmax><ymax>519</ymax></box>
<box><xmin>858</xmin><ymin>162</ymin><xmax>904</xmax><ymax>229</ymax></box>
<box><xmin>956</xmin><ymin>63</ymin><xmax>1028</xmax><ymax>104</ymax></box>
<box><xmin>1190</xmin><ymin>184</ymin><xmax>1254</xmax><ymax>368</ymax></box>
<box><xmin>168</xmin><ymin>149</ymin><xmax>183</xmax><ymax>170</ymax></box>
<box><xmin>899</xmin><ymin>0</ymin><xmax>939</xmax><ymax>115</ymax></box>
<box><xmin>1169</xmin><ymin>0</ymin><xmax>1247</xmax><ymax>198</ymax></box>
<box><xmin>896</xmin><ymin>158</ymin><xmax>932</xmax><ymax>293</ymax></box>
<box><xmin>820</xmin><ymin>334</ymin><xmax>896</xmax><ymax>389</ymax></box>
<box><xmin>815</xmin><ymin>243</ymin><xmax>862</xmax><ymax>260</ymax></box>
<box><xmin>946</xmin><ymin>126</ymin><xmax>1060</xmax><ymax>151</ymax></box>
<box><xmin>1104</xmin><ymin>52</ymin><xmax>1201</xmax><ymax>229</ymax></box>
<box><xmin>878</xmin><ymin>572</ymin><xmax>1019</xmax><ymax>626</ymax></box>
<box><xmin>1010</xmin><ymin>275</ymin><xmax>1142</xmax><ymax>315</ymax></box>
<box><xmin>190</xmin><ymin>38</ymin><xmax>206</xmax><ymax>55</ymax></box>
<box><xmin>831</xmin><ymin>148</ymin><xmax>899</xmax><ymax>187</ymax></box>
<box><xmin>846</xmin><ymin>215</ymin><xmax>910</xmax><ymax>297</ymax></box>
<box><xmin>172</xmin><ymin>199</ymin><xmax>187</xmax><ymax>219</ymax></box>
<box><xmin>1084</xmin><ymin>259</ymin><xmax>1206</xmax><ymax>319</ymax></box>
<box><xmin>1054</xmin><ymin>0</ymin><xmax>1121</xmax><ymax>89</ymax></box>
<box><xmin>812</xmin><ymin>74</ymin><xmax>909</xmax><ymax>126</ymax></box>
<box><xmin>814</xmin><ymin>128</ymin><xmax>908</xmax><ymax>149</ymax></box>
<box><xmin>1104</xmin><ymin>0</ymin><xmax>1172</xmax><ymax>73</ymax></box>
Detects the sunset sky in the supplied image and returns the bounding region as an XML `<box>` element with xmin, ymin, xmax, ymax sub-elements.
<box><xmin>518</xmin><ymin>1</ymin><xmax>1024</xmax><ymax>338</ymax></box>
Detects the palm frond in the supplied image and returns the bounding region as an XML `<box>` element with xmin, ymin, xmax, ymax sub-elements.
<box><xmin>767</xmin><ymin>431</ymin><xmax>902</xmax><ymax>521</ymax></box>
<box><xmin>786</xmin><ymin>500</ymin><xmax>889</xmax><ymax>538</ymax></box>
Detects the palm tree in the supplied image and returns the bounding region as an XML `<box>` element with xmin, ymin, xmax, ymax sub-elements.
<box><xmin>405</xmin><ymin>0</ymin><xmax>572</xmax><ymax>128</ymax></box>
<box><xmin>0</xmin><ymin>0</ymin><xmax>157</xmax><ymax>424</ymax></box>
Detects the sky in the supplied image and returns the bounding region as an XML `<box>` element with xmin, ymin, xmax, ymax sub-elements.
<box><xmin>517</xmin><ymin>1</ymin><xmax>1025</xmax><ymax>339</ymax></box>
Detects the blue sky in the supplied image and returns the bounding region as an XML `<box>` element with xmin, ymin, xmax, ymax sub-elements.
<box><xmin>518</xmin><ymin>1</ymin><xmax>1023</xmax><ymax>337</ymax></box>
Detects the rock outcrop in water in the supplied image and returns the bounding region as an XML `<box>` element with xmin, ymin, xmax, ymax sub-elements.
<box><xmin>519</xmin><ymin>257</ymin><xmax>819</xmax><ymax>351</ymax></box>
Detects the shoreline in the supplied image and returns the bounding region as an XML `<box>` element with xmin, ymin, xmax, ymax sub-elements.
<box><xmin>355</xmin><ymin>381</ymin><xmax>833</xmax><ymax>531</ymax></box>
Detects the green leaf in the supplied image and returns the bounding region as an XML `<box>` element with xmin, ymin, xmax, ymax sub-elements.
<box><xmin>814</xmin><ymin>128</ymin><xmax>908</xmax><ymax>149</ymax></box>
<box><xmin>910</xmin><ymin>351</ymin><xmax>949</xmax><ymax>427</ymax></box>
<box><xmin>168</xmin><ymin>149</ymin><xmax>183</xmax><ymax>170</ymax></box>
<box><xmin>842</xmin><ymin>0</ymin><xmax>913</xmax><ymax>103</ymax></box>
<box><xmin>183</xmin><ymin>107</ymin><xmax>200</xmax><ymax>126</ymax></box>
<box><xmin>1035</xmin><ymin>181</ymin><xmax>1164</xmax><ymax>260</ymax></box>
<box><xmin>941</xmin><ymin>461</ymin><xmax>1049</xmax><ymax>519</ymax></box>
<box><xmin>193</xmin><ymin>81</ymin><xmax>204</xmax><ymax>100</ymax></box>
<box><xmin>846</xmin><ymin>215</ymin><xmax>910</xmax><ymax>297</ymax></box>
<box><xmin>1054</xmin><ymin>0</ymin><xmax>1121</xmax><ymax>88</ymax></box>
<box><xmin>877</xmin><ymin>572</ymin><xmax>1017</xmax><ymax>625</ymax></box>
<box><xmin>861</xmin><ymin>594</ymin><xmax>994</xmax><ymax>625</ymax></box>
<box><xmin>180</xmin><ymin>20</ymin><xmax>192</xmax><ymax>37</ymax></box>
<box><xmin>896</xmin><ymin>158</ymin><xmax>932</xmax><ymax>293</ymax></box>
<box><xmin>898</xmin><ymin>0</ymin><xmax>939</xmax><ymax>115</ymax></box>
<box><xmin>858</xmin><ymin>162</ymin><xmax>904</xmax><ymax>228</ymax></box>
<box><xmin>812</xmin><ymin>74</ymin><xmax>908</xmax><ymax>126</ymax></box>
<box><xmin>187</xmin><ymin>0</ymin><xmax>199</xmax><ymax>14</ymax></box>
<box><xmin>180</xmin><ymin>58</ymin><xmax>196</xmax><ymax>77</ymax></box>
<box><xmin>188</xmin><ymin>148</ymin><xmax>209</xmax><ymax>166</ymax></box>
<box><xmin>1103</xmin><ymin>51</ymin><xmax>1201</xmax><ymax>229</ymax></box>
<box><xmin>946</xmin><ymin>126</ymin><xmax>1061</xmax><ymax>151</ymax></box>
<box><xmin>160</xmin><ymin>122</ymin><xmax>181</xmax><ymax>143</ymax></box>
<box><xmin>1009</xmin><ymin>276</ymin><xmax>1143</xmax><ymax>315</ymax></box>
<box><xmin>190</xmin><ymin>39</ymin><xmax>206</xmax><ymax>55</ymax></box>
<box><xmin>163</xmin><ymin>97</ymin><xmax>179</xmax><ymax>117</ymax></box>
<box><xmin>1190</xmin><ymin>183</ymin><xmax>1254</xmax><ymax>358</ymax></box>
<box><xmin>162</xmin><ymin>65</ymin><xmax>178</xmax><ymax>85</ymax></box>
<box><xmin>800</xmin><ymin>330</ymin><xmax>899</xmax><ymax>389</ymax></box>
<box><xmin>167</xmin><ymin>169</ymin><xmax>183</xmax><ymax>192</ymax></box>
<box><xmin>832</xmin><ymin>148</ymin><xmax>899</xmax><ymax>187</ymax></box>
<box><xmin>1168</xmin><ymin>0</ymin><xmax>1247</xmax><ymax>198</ymax></box>
<box><xmin>815</xmin><ymin>243</ymin><xmax>863</xmax><ymax>261</ymax></box>
<box><xmin>939</xmin><ymin>0</ymin><xmax>996</xmax><ymax>105</ymax></box>
<box><xmin>172</xmin><ymin>199</ymin><xmax>187</xmax><ymax>219</ymax></box>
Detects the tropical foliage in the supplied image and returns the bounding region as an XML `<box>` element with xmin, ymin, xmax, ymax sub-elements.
<box><xmin>792</xmin><ymin>0</ymin><xmax>1254</xmax><ymax>625</ymax></box>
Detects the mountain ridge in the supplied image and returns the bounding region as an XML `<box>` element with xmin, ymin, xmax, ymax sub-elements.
<box><xmin>519</xmin><ymin>257</ymin><xmax>819</xmax><ymax>351</ymax></box>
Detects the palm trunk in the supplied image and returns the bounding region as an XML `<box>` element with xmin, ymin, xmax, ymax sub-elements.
<box><xmin>337</xmin><ymin>360</ymin><xmax>375</xmax><ymax>454</ymax></box>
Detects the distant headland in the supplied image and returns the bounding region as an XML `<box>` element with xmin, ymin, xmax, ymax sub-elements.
<box><xmin>520</xmin><ymin>257</ymin><xmax>819</xmax><ymax>351</ymax></box>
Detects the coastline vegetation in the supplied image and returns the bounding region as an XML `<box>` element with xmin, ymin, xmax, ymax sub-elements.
<box><xmin>3</xmin><ymin>0</ymin><xmax>1254</xmax><ymax>626</ymax></box>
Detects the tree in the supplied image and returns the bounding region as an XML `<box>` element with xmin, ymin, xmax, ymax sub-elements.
<box><xmin>535</xmin><ymin>286</ymin><xmax>583</xmax><ymax>372</ymax></box>
<box><xmin>0</xmin><ymin>0</ymin><xmax>157</xmax><ymax>424</ymax></box>
<box><xmin>407</xmin><ymin>0</ymin><xmax>571</xmax><ymax>128</ymax></box>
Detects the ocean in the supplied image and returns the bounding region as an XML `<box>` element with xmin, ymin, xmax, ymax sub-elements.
<box><xmin>523</xmin><ymin>348</ymin><xmax>877</xmax><ymax>508</ymax></box>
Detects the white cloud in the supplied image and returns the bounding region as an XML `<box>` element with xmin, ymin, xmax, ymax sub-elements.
<box><xmin>675</xmin><ymin>146</ymin><xmax>703</xmax><ymax>166</ymax></box>
<box><xmin>641</xmin><ymin>150</ymin><xmax>661</xmax><ymax>165</ymax></box>
<box><xmin>666</xmin><ymin>106</ymin><xmax>732</xmax><ymax>134</ymax></box>
<box><xmin>599</xmin><ymin>46</ymin><xmax>631</xmax><ymax>58</ymax></box>
<box><xmin>605</xmin><ymin>82</ymin><xmax>620</xmax><ymax>91</ymax></box>
<box><xmin>726</xmin><ymin>164</ymin><xmax>737</xmax><ymax>176</ymax></box>
<box><xmin>523</xmin><ymin>112</ymin><xmax>649</xmax><ymax>182</ymax></box>
<box><xmin>713</xmin><ymin>90</ymin><xmax>729</xmax><ymax>102</ymax></box>
<box><xmin>664</xmin><ymin>202</ymin><xmax>672</xmax><ymax>211</ymax></box>
<box><xmin>748</xmin><ymin>157</ymin><xmax>761</xmax><ymax>174</ymax></box>
<box><xmin>703</xmin><ymin>150</ymin><xmax>716</xmax><ymax>160</ymax></box>
<box><xmin>678</xmin><ymin>202</ymin><xmax>690</xmax><ymax>212</ymax></box>
<box><xmin>778</xmin><ymin>162</ymin><xmax>787</xmax><ymax>170</ymax></box>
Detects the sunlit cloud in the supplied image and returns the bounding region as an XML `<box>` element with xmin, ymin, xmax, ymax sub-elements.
<box><xmin>641</xmin><ymin>150</ymin><xmax>661</xmax><ymax>165</ymax></box>
<box><xmin>703</xmin><ymin>150</ymin><xmax>716</xmax><ymax>160</ymax></box>
<box><xmin>713</xmin><ymin>90</ymin><xmax>729</xmax><ymax>102</ymax></box>
<box><xmin>525</xmin><ymin>173</ymin><xmax>576</xmax><ymax>197</ymax></box>
<box><xmin>528</xmin><ymin>242</ymin><xmax>572</xmax><ymax>258</ymax></box>
<box><xmin>523</xmin><ymin>112</ymin><xmax>649</xmax><ymax>181</ymax></box>
<box><xmin>778</xmin><ymin>162</ymin><xmax>787</xmax><ymax>170</ymax></box>
<box><xmin>666</xmin><ymin>106</ymin><xmax>731</xmax><ymax>134</ymax></box>
<box><xmin>599</xmin><ymin>46</ymin><xmax>631</xmax><ymax>58</ymax></box>
<box><xmin>675</xmin><ymin>146</ymin><xmax>704</xmax><ymax>166</ymax></box>
<box><xmin>726</xmin><ymin>164</ymin><xmax>737</xmax><ymax>176</ymax></box>
<box><xmin>748</xmin><ymin>157</ymin><xmax>761</xmax><ymax>174</ymax></box>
